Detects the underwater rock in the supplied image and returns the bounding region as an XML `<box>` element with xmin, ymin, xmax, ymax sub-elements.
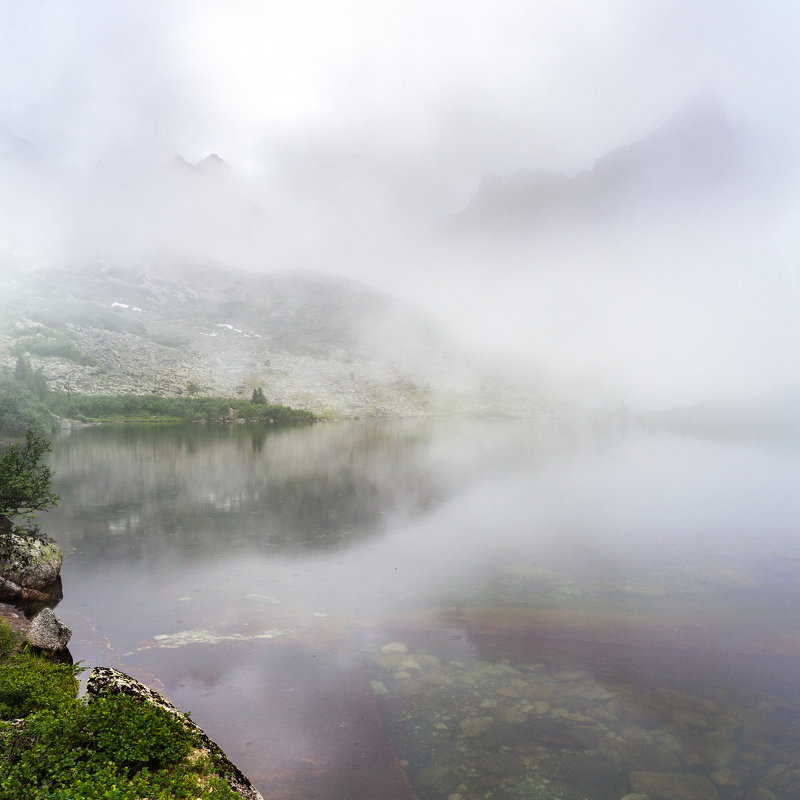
<box><xmin>540</xmin><ymin>751</ymin><xmax>628</xmax><ymax>800</ymax></box>
<box><xmin>654</xmin><ymin>688</ymin><xmax>721</xmax><ymax>715</ymax></box>
<box><xmin>629</xmin><ymin>770</ymin><xmax>719</xmax><ymax>800</ymax></box>
<box><xmin>27</xmin><ymin>607</ymin><xmax>71</xmax><ymax>652</ymax></box>
<box><xmin>481</xmin><ymin>751</ymin><xmax>526</xmax><ymax>777</ymax></box>
<box><xmin>86</xmin><ymin>667</ymin><xmax>264</xmax><ymax>800</ymax></box>
<box><xmin>598</xmin><ymin>729</ymin><xmax>682</xmax><ymax>772</ymax></box>
<box><xmin>0</xmin><ymin>532</ymin><xmax>62</xmax><ymax>592</ymax></box>
<box><xmin>459</xmin><ymin>715</ymin><xmax>493</xmax><ymax>737</ymax></box>
<box><xmin>525</xmin><ymin>717</ymin><xmax>602</xmax><ymax>749</ymax></box>
<box><xmin>147</xmin><ymin>628</ymin><xmax>289</xmax><ymax>648</ymax></box>
<box><xmin>416</xmin><ymin>763</ymin><xmax>460</xmax><ymax>792</ymax></box>
<box><xmin>709</xmin><ymin>767</ymin><xmax>745</xmax><ymax>786</ymax></box>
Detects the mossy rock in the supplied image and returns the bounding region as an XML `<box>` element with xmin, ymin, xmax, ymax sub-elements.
<box><xmin>0</xmin><ymin>533</ymin><xmax>62</xmax><ymax>590</ymax></box>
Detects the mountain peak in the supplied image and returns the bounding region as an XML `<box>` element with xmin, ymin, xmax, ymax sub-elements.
<box><xmin>457</xmin><ymin>91</ymin><xmax>747</xmax><ymax>231</ymax></box>
<box><xmin>172</xmin><ymin>153</ymin><xmax>229</xmax><ymax>174</ymax></box>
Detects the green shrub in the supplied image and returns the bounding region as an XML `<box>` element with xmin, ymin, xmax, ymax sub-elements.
<box><xmin>0</xmin><ymin>697</ymin><xmax>238</xmax><ymax>799</ymax></box>
<box><xmin>46</xmin><ymin>392</ymin><xmax>316</xmax><ymax>424</ymax></box>
<box><xmin>0</xmin><ymin>652</ymin><xmax>239</xmax><ymax>800</ymax></box>
<box><xmin>0</xmin><ymin>376</ymin><xmax>56</xmax><ymax>436</ymax></box>
<box><xmin>0</xmin><ymin>653</ymin><xmax>79</xmax><ymax>719</ymax></box>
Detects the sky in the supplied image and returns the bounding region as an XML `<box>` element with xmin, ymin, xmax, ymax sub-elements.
<box><xmin>1</xmin><ymin>0</ymin><xmax>799</xmax><ymax>407</ymax></box>
<box><xmin>3</xmin><ymin>2</ymin><xmax>800</xmax><ymax>184</ymax></box>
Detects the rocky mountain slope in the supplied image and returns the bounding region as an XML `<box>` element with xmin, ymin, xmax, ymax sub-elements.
<box><xmin>0</xmin><ymin>260</ymin><xmax>554</xmax><ymax>418</ymax></box>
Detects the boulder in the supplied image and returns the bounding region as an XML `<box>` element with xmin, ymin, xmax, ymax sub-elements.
<box><xmin>86</xmin><ymin>667</ymin><xmax>264</xmax><ymax>800</ymax></box>
<box><xmin>27</xmin><ymin>607</ymin><xmax>72</xmax><ymax>652</ymax></box>
<box><xmin>0</xmin><ymin>532</ymin><xmax>62</xmax><ymax>590</ymax></box>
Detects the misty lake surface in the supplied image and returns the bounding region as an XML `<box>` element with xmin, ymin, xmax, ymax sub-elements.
<box><xmin>47</xmin><ymin>419</ymin><xmax>800</xmax><ymax>800</ymax></box>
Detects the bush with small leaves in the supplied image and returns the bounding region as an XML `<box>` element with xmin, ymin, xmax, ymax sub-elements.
<box><xmin>0</xmin><ymin>647</ymin><xmax>240</xmax><ymax>800</ymax></box>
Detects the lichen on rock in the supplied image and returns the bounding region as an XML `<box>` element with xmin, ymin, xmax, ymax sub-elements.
<box><xmin>0</xmin><ymin>531</ymin><xmax>63</xmax><ymax>591</ymax></box>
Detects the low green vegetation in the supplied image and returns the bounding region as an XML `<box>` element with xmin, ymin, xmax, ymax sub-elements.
<box><xmin>0</xmin><ymin>357</ymin><xmax>315</xmax><ymax>435</ymax></box>
<box><xmin>0</xmin><ymin>374</ymin><xmax>56</xmax><ymax>437</ymax></box>
<box><xmin>10</xmin><ymin>336</ymin><xmax>97</xmax><ymax>366</ymax></box>
<box><xmin>46</xmin><ymin>393</ymin><xmax>316</xmax><ymax>424</ymax></box>
<box><xmin>0</xmin><ymin>621</ymin><xmax>239</xmax><ymax>799</ymax></box>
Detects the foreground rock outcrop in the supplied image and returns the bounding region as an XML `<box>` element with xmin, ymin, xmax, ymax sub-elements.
<box><xmin>86</xmin><ymin>667</ymin><xmax>264</xmax><ymax>800</ymax></box>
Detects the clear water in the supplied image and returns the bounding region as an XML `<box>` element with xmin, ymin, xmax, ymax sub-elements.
<box><xmin>46</xmin><ymin>419</ymin><xmax>800</xmax><ymax>800</ymax></box>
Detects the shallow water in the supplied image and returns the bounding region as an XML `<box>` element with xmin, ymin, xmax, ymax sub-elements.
<box><xmin>46</xmin><ymin>419</ymin><xmax>800</xmax><ymax>799</ymax></box>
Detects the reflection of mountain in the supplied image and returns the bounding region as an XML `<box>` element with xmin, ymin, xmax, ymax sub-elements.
<box><xmin>456</xmin><ymin>93</ymin><xmax>759</xmax><ymax>234</ymax></box>
<box><xmin>47</xmin><ymin>423</ymin><xmax>446</xmax><ymax>561</ymax></box>
<box><xmin>46</xmin><ymin>419</ymin><xmax>579</xmax><ymax>564</ymax></box>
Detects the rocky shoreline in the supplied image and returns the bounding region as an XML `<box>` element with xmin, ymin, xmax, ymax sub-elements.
<box><xmin>0</xmin><ymin>531</ymin><xmax>265</xmax><ymax>799</ymax></box>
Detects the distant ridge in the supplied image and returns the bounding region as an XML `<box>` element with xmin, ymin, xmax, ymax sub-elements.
<box><xmin>456</xmin><ymin>92</ymin><xmax>751</xmax><ymax>233</ymax></box>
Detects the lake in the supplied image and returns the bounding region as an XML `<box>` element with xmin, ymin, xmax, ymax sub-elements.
<box><xmin>47</xmin><ymin>418</ymin><xmax>800</xmax><ymax>800</ymax></box>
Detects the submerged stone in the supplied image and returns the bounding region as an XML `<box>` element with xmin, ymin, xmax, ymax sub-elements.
<box><xmin>525</xmin><ymin>717</ymin><xmax>602</xmax><ymax>749</ymax></box>
<box><xmin>629</xmin><ymin>770</ymin><xmax>719</xmax><ymax>800</ymax></box>
<box><xmin>481</xmin><ymin>751</ymin><xmax>526</xmax><ymax>777</ymax></box>
<box><xmin>710</xmin><ymin>767</ymin><xmax>745</xmax><ymax>786</ymax></box>
<box><xmin>459</xmin><ymin>715</ymin><xmax>493</xmax><ymax>737</ymax></box>
<box><xmin>416</xmin><ymin>763</ymin><xmax>459</xmax><ymax>792</ymax></box>
<box><xmin>539</xmin><ymin>751</ymin><xmax>628</xmax><ymax>800</ymax></box>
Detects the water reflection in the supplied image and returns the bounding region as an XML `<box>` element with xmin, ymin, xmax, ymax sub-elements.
<box><xmin>46</xmin><ymin>420</ymin><xmax>800</xmax><ymax>800</ymax></box>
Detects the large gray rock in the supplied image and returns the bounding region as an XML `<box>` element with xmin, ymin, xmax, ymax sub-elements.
<box><xmin>0</xmin><ymin>532</ymin><xmax>62</xmax><ymax>590</ymax></box>
<box><xmin>27</xmin><ymin>607</ymin><xmax>72</xmax><ymax>651</ymax></box>
<box><xmin>86</xmin><ymin>667</ymin><xmax>264</xmax><ymax>800</ymax></box>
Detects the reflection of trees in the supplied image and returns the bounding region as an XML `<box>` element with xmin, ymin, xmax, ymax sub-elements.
<box><xmin>46</xmin><ymin>422</ymin><xmax>449</xmax><ymax>564</ymax></box>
